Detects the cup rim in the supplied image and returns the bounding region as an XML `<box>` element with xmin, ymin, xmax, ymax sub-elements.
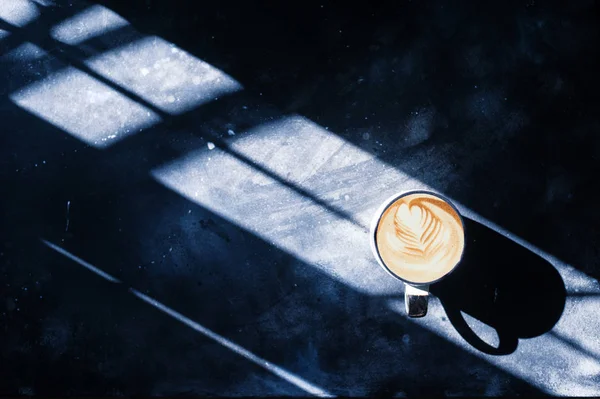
<box><xmin>370</xmin><ymin>189</ymin><xmax>466</xmax><ymax>286</ymax></box>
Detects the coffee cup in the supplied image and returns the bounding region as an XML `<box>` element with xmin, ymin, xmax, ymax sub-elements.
<box><xmin>370</xmin><ymin>190</ymin><xmax>466</xmax><ymax>317</ymax></box>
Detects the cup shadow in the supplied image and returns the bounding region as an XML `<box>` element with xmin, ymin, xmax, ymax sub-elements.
<box><xmin>430</xmin><ymin>217</ymin><xmax>567</xmax><ymax>355</ymax></box>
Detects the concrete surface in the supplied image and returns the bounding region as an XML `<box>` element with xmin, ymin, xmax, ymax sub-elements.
<box><xmin>1</xmin><ymin>0</ymin><xmax>600</xmax><ymax>396</ymax></box>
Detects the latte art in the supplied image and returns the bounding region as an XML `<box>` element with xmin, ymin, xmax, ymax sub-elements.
<box><xmin>394</xmin><ymin>202</ymin><xmax>450</xmax><ymax>264</ymax></box>
<box><xmin>375</xmin><ymin>193</ymin><xmax>464</xmax><ymax>284</ymax></box>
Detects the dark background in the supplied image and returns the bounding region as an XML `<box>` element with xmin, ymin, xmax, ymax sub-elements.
<box><xmin>1</xmin><ymin>0</ymin><xmax>599</xmax><ymax>396</ymax></box>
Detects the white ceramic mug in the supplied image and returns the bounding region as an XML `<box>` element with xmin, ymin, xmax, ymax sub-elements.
<box><xmin>370</xmin><ymin>190</ymin><xmax>466</xmax><ymax>317</ymax></box>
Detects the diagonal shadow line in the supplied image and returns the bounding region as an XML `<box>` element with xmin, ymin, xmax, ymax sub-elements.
<box><xmin>549</xmin><ymin>330</ymin><xmax>600</xmax><ymax>362</ymax></box>
<box><xmin>0</xmin><ymin>17</ymin><xmax>168</xmax><ymax>117</ymax></box>
<box><xmin>0</xmin><ymin>12</ymin><xmax>242</xmax><ymax>121</ymax></box>
<box><xmin>0</xmin><ymin>3</ymin><xmax>580</xmax><ymax>396</ymax></box>
<box><xmin>90</xmin><ymin>0</ymin><xmax>600</xmax><ymax>288</ymax></box>
<box><xmin>0</xmin><ymin>1</ymin><xmax>89</xmax><ymax>53</ymax></box>
<box><xmin>106</xmin><ymin>106</ymin><xmax>369</xmax><ymax>230</ymax></box>
<box><xmin>0</xmin><ymin>17</ymin><xmax>140</xmax><ymax>73</ymax></box>
<box><xmin>0</xmin><ymin>12</ymin><xmax>548</xmax><ymax>396</ymax></box>
<box><xmin>0</xmin><ymin>35</ymin><xmax>139</xmax><ymax>99</ymax></box>
<box><xmin>12</xmin><ymin>5</ymin><xmax>594</xmax><ymax>296</ymax></box>
<box><xmin>40</xmin><ymin>238</ymin><xmax>333</xmax><ymax>397</ymax></box>
<box><xmin>214</xmin><ymin>139</ymin><xmax>368</xmax><ymax>230</ymax></box>
<box><xmin>566</xmin><ymin>292</ymin><xmax>600</xmax><ymax>297</ymax></box>
<box><xmin>10</xmin><ymin>0</ymin><xmax>586</xmax><ymax>343</ymax></box>
<box><xmin>1</xmin><ymin>16</ymin><xmax>368</xmax><ymax>231</ymax></box>
<box><xmin>6</xmin><ymin>5</ymin><xmax>595</xmax><ymax>288</ymax></box>
<box><xmin>53</xmin><ymin>23</ymin><xmax>143</xmax><ymax>57</ymax></box>
<box><xmin>0</xmin><ymin>28</ymin><xmax>28</xmax><ymax>55</ymax></box>
<box><xmin>0</xmin><ymin>100</ymin><xmax>548</xmax><ymax>396</ymax></box>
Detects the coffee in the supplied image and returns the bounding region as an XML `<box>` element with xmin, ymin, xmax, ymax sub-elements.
<box><xmin>375</xmin><ymin>192</ymin><xmax>465</xmax><ymax>284</ymax></box>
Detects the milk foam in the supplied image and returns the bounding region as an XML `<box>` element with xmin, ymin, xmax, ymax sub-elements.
<box><xmin>375</xmin><ymin>193</ymin><xmax>465</xmax><ymax>284</ymax></box>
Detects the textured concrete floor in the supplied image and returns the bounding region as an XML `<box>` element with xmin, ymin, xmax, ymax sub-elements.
<box><xmin>1</xmin><ymin>0</ymin><xmax>600</xmax><ymax>396</ymax></box>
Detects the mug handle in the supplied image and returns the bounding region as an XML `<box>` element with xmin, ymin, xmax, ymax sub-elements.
<box><xmin>442</xmin><ymin>305</ymin><xmax>518</xmax><ymax>355</ymax></box>
<box><xmin>405</xmin><ymin>284</ymin><xmax>429</xmax><ymax>317</ymax></box>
